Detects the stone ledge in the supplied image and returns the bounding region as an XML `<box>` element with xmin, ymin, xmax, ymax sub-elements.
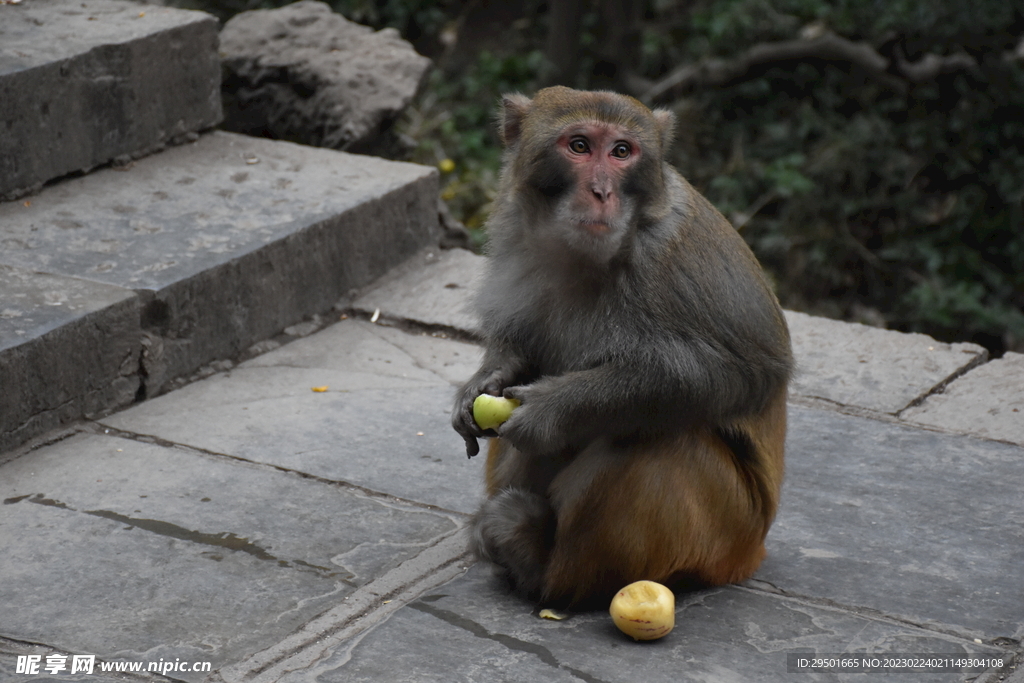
<box><xmin>784</xmin><ymin>310</ymin><xmax>987</xmax><ymax>415</ymax></box>
<box><xmin>348</xmin><ymin>246</ymin><xmax>484</xmax><ymax>335</ymax></box>
<box><xmin>0</xmin><ymin>132</ymin><xmax>440</xmax><ymax>454</ymax></box>
<box><xmin>0</xmin><ymin>0</ymin><xmax>222</xmax><ymax>199</ymax></box>
<box><xmin>352</xmin><ymin>248</ymin><xmax>1015</xmax><ymax>442</ymax></box>
<box><xmin>0</xmin><ymin>265</ymin><xmax>140</xmax><ymax>454</ymax></box>
<box><xmin>902</xmin><ymin>351</ymin><xmax>1024</xmax><ymax>445</ymax></box>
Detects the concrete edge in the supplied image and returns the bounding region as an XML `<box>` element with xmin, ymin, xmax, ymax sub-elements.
<box><xmin>216</xmin><ymin>528</ymin><xmax>472</xmax><ymax>683</ymax></box>
<box><xmin>0</xmin><ymin>156</ymin><xmax>441</xmax><ymax>456</ymax></box>
<box><xmin>0</xmin><ymin>3</ymin><xmax>224</xmax><ymax>200</ymax></box>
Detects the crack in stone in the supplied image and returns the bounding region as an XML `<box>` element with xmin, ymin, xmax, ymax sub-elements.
<box><xmin>409</xmin><ymin>601</ymin><xmax>612</xmax><ymax>683</ymax></box>
<box><xmin>897</xmin><ymin>350</ymin><xmax>990</xmax><ymax>416</ymax></box>
<box><xmin>5</xmin><ymin>493</ymin><xmax>354</xmax><ymax>583</ymax></box>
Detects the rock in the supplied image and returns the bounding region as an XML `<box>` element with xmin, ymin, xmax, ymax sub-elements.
<box><xmin>219</xmin><ymin>0</ymin><xmax>432</xmax><ymax>154</ymax></box>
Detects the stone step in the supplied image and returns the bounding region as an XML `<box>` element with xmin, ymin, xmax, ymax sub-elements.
<box><xmin>0</xmin><ymin>131</ymin><xmax>439</xmax><ymax>453</ymax></box>
<box><xmin>0</xmin><ymin>0</ymin><xmax>222</xmax><ymax>200</ymax></box>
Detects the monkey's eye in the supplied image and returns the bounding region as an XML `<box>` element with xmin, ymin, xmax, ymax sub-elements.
<box><xmin>611</xmin><ymin>142</ymin><xmax>632</xmax><ymax>159</ymax></box>
<box><xmin>568</xmin><ymin>137</ymin><xmax>590</xmax><ymax>155</ymax></box>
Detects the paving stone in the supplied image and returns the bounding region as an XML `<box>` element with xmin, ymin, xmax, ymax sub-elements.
<box><xmin>761</xmin><ymin>405</ymin><xmax>1024</xmax><ymax>639</ymax></box>
<box><xmin>243</xmin><ymin>317</ymin><xmax>482</xmax><ymax>387</ymax></box>
<box><xmin>241</xmin><ymin>317</ymin><xmax>473</xmax><ymax>383</ymax></box>
<box><xmin>0</xmin><ymin>264</ymin><xmax>139</xmax><ymax>453</ymax></box>
<box><xmin>901</xmin><ymin>352</ymin><xmax>1024</xmax><ymax>445</ymax></box>
<box><xmin>0</xmin><ymin>0</ymin><xmax>221</xmax><ymax>199</ymax></box>
<box><xmin>785</xmin><ymin>310</ymin><xmax>987</xmax><ymax>414</ymax></box>
<box><xmin>99</xmin><ymin>319</ymin><xmax>484</xmax><ymax>514</ymax></box>
<box><xmin>0</xmin><ymin>131</ymin><xmax>439</xmax><ymax>396</ymax></box>
<box><xmin>359</xmin><ymin>322</ymin><xmax>483</xmax><ymax>387</ymax></box>
<box><xmin>349</xmin><ymin>247</ymin><xmax>484</xmax><ymax>334</ymax></box>
<box><xmin>286</xmin><ymin>564</ymin><xmax>1006</xmax><ymax>683</ymax></box>
<box><xmin>0</xmin><ymin>433</ymin><xmax>458</xmax><ymax>681</ymax></box>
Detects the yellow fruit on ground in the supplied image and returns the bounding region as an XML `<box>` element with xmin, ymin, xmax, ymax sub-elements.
<box><xmin>609</xmin><ymin>580</ymin><xmax>675</xmax><ymax>641</ymax></box>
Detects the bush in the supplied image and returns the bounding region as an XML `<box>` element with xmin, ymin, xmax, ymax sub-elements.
<box><xmin>658</xmin><ymin>0</ymin><xmax>1024</xmax><ymax>353</ymax></box>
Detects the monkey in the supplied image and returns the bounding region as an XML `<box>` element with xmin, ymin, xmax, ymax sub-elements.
<box><xmin>451</xmin><ymin>86</ymin><xmax>792</xmax><ymax>608</ymax></box>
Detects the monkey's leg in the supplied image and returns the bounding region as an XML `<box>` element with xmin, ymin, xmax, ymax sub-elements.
<box><xmin>470</xmin><ymin>487</ymin><xmax>554</xmax><ymax>599</ymax></box>
<box><xmin>471</xmin><ymin>438</ymin><xmax>564</xmax><ymax>599</ymax></box>
<box><xmin>541</xmin><ymin>430</ymin><xmax>777</xmax><ymax>607</ymax></box>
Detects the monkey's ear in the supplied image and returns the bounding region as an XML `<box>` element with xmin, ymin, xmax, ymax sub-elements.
<box><xmin>499</xmin><ymin>93</ymin><xmax>532</xmax><ymax>147</ymax></box>
<box><xmin>652</xmin><ymin>108</ymin><xmax>676</xmax><ymax>152</ymax></box>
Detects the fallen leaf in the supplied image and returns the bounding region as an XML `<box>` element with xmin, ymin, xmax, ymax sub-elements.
<box><xmin>539</xmin><ymin>608</ymin><xmax>568</xmax><ymax>620</ymax></box>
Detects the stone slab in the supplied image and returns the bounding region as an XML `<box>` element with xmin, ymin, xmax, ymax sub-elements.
<box><xmin>0</xmin><ymin>131</ymin><xmax>440</xmax><ymax>397</ymax></box>
<box><xmin>785</xmin><ymin>310</ymin><xmax>987</xmax><ymax>414</ymax></box>
<box><xmin>243</xmin><ymin>316</ymin><xmax>483</xmax><ymax>387</ymax></box>
<box><xmin>284</xmin><ymin>564</ymin><xmax>1006</xmax><ymax>683</ymax></box>
<box><xmin>761</xmin><ymin>405</ymin><xmax>1024</xmax><ymax>639</ymax></box>
<box><xmin>0</xmin><ymin>432</ymin><xmax>458</xmax><ymax>681</ymax></box>
<box><xmin>0</xmin><ymin>264</ymin><xmax>140</xmax><ymax>453</ymax></box>
<box><xmin>97</xmin><ymin>319</ymin><xmax>1024</xmax><ymax>636</ymax></box>
<box><xmin>359</xmin><ymin>321</ymin><xmax>483</xmax><ymax>387</ymax></box>
<box><xmin>901</xmin><ymin>352</ymin><xmax>1024</xmax><ymax>445</ymax></box>
<box><xmin>349</xmin><ymin>247</ymin><xmax>484</xmax><ymax>335</ymax></box>
<box><xmin>0</xmin><ymin>0</ymin><xmax>222</xmax><ymax>199</ymax></box>
<box><xmin>99</xmin><ymin>318</ymin><xmax>484</xmax><ymax>514</ymax></box>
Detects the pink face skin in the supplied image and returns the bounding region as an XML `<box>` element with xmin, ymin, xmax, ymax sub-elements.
<box><xmin>556</xmin><ymin>121</ymin><xmax>641</xmax><ymax>236</ymax></box>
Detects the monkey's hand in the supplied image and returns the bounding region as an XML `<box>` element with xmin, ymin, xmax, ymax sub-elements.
<box><xmin>452</xmin><ymin>349</ymin><xmax>532</xmax><ymax>458</ymax></box>
<box><xmin>452</xmin><ymin>376</ymin><xmax>510</xmax><ymax>458</ymax></box>
<box><xmin>497</xmin><ymin>382</ymin><xmax>571</xmax><ymax>457</ymax></box>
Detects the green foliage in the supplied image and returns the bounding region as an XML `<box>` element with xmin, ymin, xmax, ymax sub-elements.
<box><xmin>658</xmin><ymin>0</ymin><xmax>1024</xmax><ymax>352</ymax></box>
<box><xmin>398</xmin><ymin>50</ymin><xmax>544</xmax><ymax>243</ymax></box>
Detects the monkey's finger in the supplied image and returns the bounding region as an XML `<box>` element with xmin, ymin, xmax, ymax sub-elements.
<box><xmin>464</xmin><ymin>435</ymin><xmax>480</xmax><ymax>458</ymax></box>
<box><xmin>502</xmin><ymin>386</ymin><xmax>527</xmax><ymax>402</ymax></box>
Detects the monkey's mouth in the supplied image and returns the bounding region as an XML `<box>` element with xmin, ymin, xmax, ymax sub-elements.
<box><xmin>574</xmin><ymin>219</ymin><xmax>611</xmax><ymax>236</ymax></box>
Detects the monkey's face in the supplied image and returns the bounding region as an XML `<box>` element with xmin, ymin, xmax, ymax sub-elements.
<box><xmin>557</xmin><ymin>121</ymin><xmax>639</xmax><ymax>235</ymax></box>
<box><xmin>519</xmin><ymin>120</ymin><xmax>647</xmax><ymax>264</ymax></box>
<box><xmin>499</xmin><ymin>88</ymin><xmax>673</xmax><ymax>266</ymax></box>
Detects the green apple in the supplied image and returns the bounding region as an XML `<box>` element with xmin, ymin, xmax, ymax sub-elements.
<box><xmin>609</xmin><ymin>580</ymin><xmax>675</xmax><ymax>641</ymax></box>
<box><xmin>472</xmin><ymin>394</ymin><xmax>521</xmax><ymax>430</ymax></box>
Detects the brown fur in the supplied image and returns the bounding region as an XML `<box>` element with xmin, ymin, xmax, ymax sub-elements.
<box><xmin>482</xmin><ymin>387</ymin><xmax>786</xmax><ymax>605</ymax></box>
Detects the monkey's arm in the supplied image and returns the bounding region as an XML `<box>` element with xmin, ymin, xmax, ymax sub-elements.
<box><xmin>498</xmin><ymin>336</ymin><xmax>791</xmax><ymax>456</ymax></box>
<box><xmin>452</xmin><ymin>345</ymin><xmax>534</xmax><ymax>457</ymax></box>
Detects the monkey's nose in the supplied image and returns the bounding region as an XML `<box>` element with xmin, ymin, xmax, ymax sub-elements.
<box><xmin>591</xmin><ymin>184</ymin><xmax>613</xmax><ymax>203</ymax></box>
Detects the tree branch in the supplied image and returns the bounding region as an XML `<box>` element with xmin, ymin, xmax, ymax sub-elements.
<box><xmin>641</xmin><ymin>30</ymin><xmax>987</xmax><ymax>104</ymax></box>
<box><xmin>894</xmin><ymin>46</ymin><xmax>980</xmax><ymax>82</ymax></box>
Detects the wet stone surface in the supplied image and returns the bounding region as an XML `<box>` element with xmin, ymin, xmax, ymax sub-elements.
<box><xmin>763</xmin><ymin>405</ymin><xmax>1024</xmax><ymax>639</ymax></box>
<box><xmin>286</xmin><ymin>564</ymin><xmax>1005</xmax><ymax>683</ymax></box>
<box><xmin>0</xmin><ymin>433</ymin><xmax>458</xmax><ymax>681</ymax></box>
